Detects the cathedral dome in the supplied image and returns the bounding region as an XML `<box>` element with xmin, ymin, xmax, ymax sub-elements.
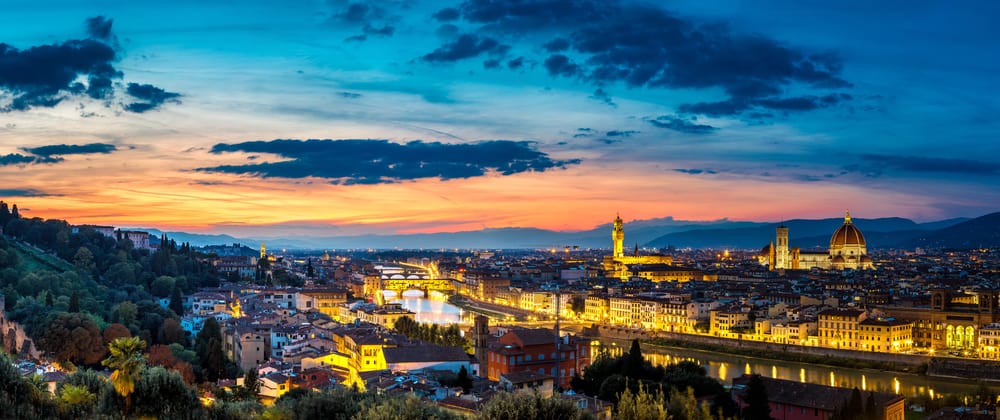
<box><xmin>830</xmin><ymin>212</ymin><xmax>866</xmax><ymax>248</ymax></box>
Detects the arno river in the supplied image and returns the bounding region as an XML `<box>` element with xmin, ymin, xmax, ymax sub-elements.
<box><xmin>388</xmin><ymin>293</ymin><xmax>991</xmax><ymax>401</ymax></box>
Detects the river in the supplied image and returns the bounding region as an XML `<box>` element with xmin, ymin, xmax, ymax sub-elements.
<box><xmin>385</xmin><ymin>290</ymin><xmax>465</xmax><ymax>325</ymax></box>
<box><xmin>597</xmin><ymin>340</ymin><xmax>993</xmax><ymax>402</ymax></box>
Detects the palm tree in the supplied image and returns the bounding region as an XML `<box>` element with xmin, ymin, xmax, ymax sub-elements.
<box><xmin>102</xmin><ymin>336</ymin><xmax>147</xmax><ymax>415</ymax></box>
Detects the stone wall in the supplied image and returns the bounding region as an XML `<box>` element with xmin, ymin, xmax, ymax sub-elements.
<box><xmin>0</xmin><ymin>298</ymin><xmax>41</xmax><ymax>359</ymax></box>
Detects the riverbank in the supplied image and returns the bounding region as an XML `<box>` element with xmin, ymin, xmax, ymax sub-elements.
<box><xmin>583</xmin><ymin>324</ymin><xmax>1000</xmax><ymax>382</ymax></box>
<box><xmin>581</xmin><ymin>324</ymin><xmax>927</xmax><ymax>374</ymax></box>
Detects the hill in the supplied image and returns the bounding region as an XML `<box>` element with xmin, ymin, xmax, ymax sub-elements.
<box><xmin>900</xmin><ymin>212</ymin><xmax>1000</xmax><ymax>249</ymax></box>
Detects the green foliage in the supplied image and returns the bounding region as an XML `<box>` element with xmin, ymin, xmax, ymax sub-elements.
<box><xmin>38</xmin><ymin>311</ymin><xmax>106</xmax><ymax>365</ymax></box>
<box><xmin>57</xmin><ymin>384</ymin><xmax>97</xmax><ymax>418</ymax></box>
<box><xmin>479</xmin><ymin>391</ymin><xmax>595</xmax><ymax>420</ymax></box>
<box><xmin>207</xmin><ymin>400</ymin><xmax>264</xmax><ymax>420</ymax></box>
<box><xmin>131</xmin><ymin>366</ymin><xmax>201</xmax><ymax>419</ymax></box>
<box><xmin>170</xmin><ymin>285</ymin><xmax>185</xmax><ymax>316</ymax></box>
<box><xmin>103</xmin><ymin>336</ymin><xmax>148</xmax><ymax>415</ymax></box>
<box><xmin>616</xmin><ymin>385</ymin><xmax>668</xmax><ymax>420</ymax></box>
<box><xmin>667</xmin><ymin>387</ymin><xmax>714</xmax><ymax>420</ymax></box>
<box><xmin>354</xmin><ymin>394</ymin><xmax>459</xmax><ymax>420</ymax></box>
<box><xmin>393</xmin><ymin>317</ymin><xmax>471</xmax><ymax>353</ymax></box>
<box><xmin>266</xmin><ymin>387</ymin><xmax>374</xmax><ymax>420</ymax></box>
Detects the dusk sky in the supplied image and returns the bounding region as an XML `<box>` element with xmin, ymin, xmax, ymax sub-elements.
<box><xmin>1</xmin><ymin>0</ymin><xmax>998</xmax><ymax>237</ymax></box>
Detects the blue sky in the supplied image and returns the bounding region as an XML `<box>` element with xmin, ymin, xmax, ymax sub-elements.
<box><xmin>1</xmin><ymin>0</ymin><xmax>998</xmax><ymax>236</ymax></box>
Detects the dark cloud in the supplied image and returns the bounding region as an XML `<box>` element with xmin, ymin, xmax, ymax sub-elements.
<box><xmin>339</xmin><ymin>3</ymin><xmax>374</xmax><ymax>22</ymax></box>
<box><xmin>435</xmin><ymin>24</ymin><xmax>460</xmax><ymax>38</ymax></box>
<box><xmin>423</xmin><ymin>34</ymin><xmax>509</xmax><ymax>62</ymax></box>
<box><xmin>507</xmin><ymin>56</ymin><xmax>524</xmax><ymax>69</ymax></box>
<box><xmin>648</xmin><ymin>115</ymin><xmax>716</xmax><ymax>134</ymax></box>
<box><xmin>857</xmin><ymin>155</ymin><xmax>1000</xmax><ymax>176</ymax></box>
<box><xmin>85</xmin><ymin>16</ymin><xmax>115</xmax><ymax>43</ymax></box>
<box><xmin>200</xmin><ymin>139</ymin><xmax>580</xmax><ymax>185</ymax></box>
<box><xmin>337</xmin><ymin>91</ymin><xmax>362</xmax><ymax>99</ymax></box>
<box><xmin>123</xmin><ymin>82</ymin><xmax>181</xmax><ymax>113</ymax></box>
<box><xmin>674</xmin><ymin>168</ymin><xmax>717</xmax><ymax>175</ymax></box>
<box><xmin>459</xmin><ymin>0</ymin><xmax>612</xmax><ymax>28</ymax></box>
<box><xmin>362</xmin><ymin>24</ymin><xmax>395</xmax><ymax>36</ymax></box>
<box><xmin>606</xmin><ymin>130</ymin><xmax>638</xmax><ymax>137</ymax></box>
<box><xmin>0</xmin><ymin>188</ymin><xmax>58</xmax><ymax>197</ymax></box>
<box><xmin>543</xmin><ymin>38</ymin><xmax>570</xmax><ymax>52</ymax></box>
<box><xmin>544</xmin><ymin>54</ymin><xmax>579</xmax><ymax>77</ymax></box>
<box><xmin>0</xmin><ymin>16</ymin><xmax>179</xmax><ymax>113</ymax></box>
<box><xmin>0</xmin><ymin>153</ymin><xmax>61</xmax><ymax>166</ymax></box>
<box><xmin>22</xmin><ymin>143</ymin><xmax>116</xmax><ymax>157</ymax></box>
<box><xmin>588</xmin><ymin>87</ymin><xmax>614</xmax><ymax>107</ymax></box>
<box><xmin>433</xmin><ymin>7</ymin><xmax>460</xmax><ymax>21</ymax></box>
<box><xmin>454</xmin><ymin>0</ymin><xmax>851</xmax><ymax>117</ymax></box>
<box><xmin>483</xmin><ymin>58</ymin><xmax>501</xmax><ymax>69</ymax></box>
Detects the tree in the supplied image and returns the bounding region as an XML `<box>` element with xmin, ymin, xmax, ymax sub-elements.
<box><xmin>148</xmin><ymin>344</ymin><xmax>196</xmax><ymax>385</ymax></box>
<box><xmin>354</xmin><ymin>394</ymin><xmax>460</xmax><ymax>420</ymax></box>
<box><xmin>196</xmin><ymin>317</ymin><xmax>228</xmax><ymax>381</ymax></box>
<box><xmin>68</xmin><ymin>291</ymin><xmax>80</xmax><ymax>313</ymax></box>
<box><xmin>669</xmin><ymin>387</ymin><xmax>714</xmax><ymax>420</ymax></box>
<box><xmin>73</xmin><ymin>246</ymin><xmax>96</xmax><ymax>273</ymax></box>
<box><xmin>743</xmin><ymin>374</ymin><xmax>772</xmax><ymax>420</ymax></box>
<box><xmin>479</xmin><ymin>391</ymin><xmax>594</xmax><ymax>420</ymax></box>
<box><xmin>57</xmin><ymin>384</ymin><xmax>97</xmax><ymax>418</ymax></box>
<box><xmin>39</xmin><ymin>312</ymin><xmax>106</xmax><ymax>365</ymax></box>
<box><xmin>159</xmin><ymin>317</ymin><xmax>186</xmax><ymax>345</ymax></box>
<box><xmin>623</xmin><ymin>339</ymin><xmax>645</xmax><ymax>379</ymax></box>
<box><xmin>570</xmin><ymin>296</ymin><xmax>586</xmax><ymax>317</ymax></box>
<box><xmin>456</xmin><ymin>365</ymin><xmax>473</xmax><ymax>393</ymax></box>
<box><xmin>306</xmin><ymin>258</ymin><xmax>315</xmax><ymax>278</ymax></box>
<box><xmin>131</xmin><ymin>366</ymin><xmax>201</xmax><ymax>418</ymax></box>
<box><xmin>170</xmin><ymin>285</ymin><xmax>184</xmax><ymax>316</ymax></box>
<box><xmin>103</xmin><ymin>323</ymin><xmax>132</xmax><ymax>344</ymax></box>
<box><xmin>616</xmin><ymin>385</ymin><xmax>669</xmax><ymax>420</ymax></box>
<box><xmin>102</xmin><ymin>336</ymin><xmax>147</xmax><ymax>415</ymax></box>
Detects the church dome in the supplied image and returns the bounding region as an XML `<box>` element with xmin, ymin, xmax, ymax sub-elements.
<box><xmin>830</xmin><ymin>211</ymin><xmax>866</xmax><ymax>248</ymax></box>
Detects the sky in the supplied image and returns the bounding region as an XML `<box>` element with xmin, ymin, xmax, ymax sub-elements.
<box><xmin>1</xmin><ymin>0</ymin><xmax>998</xmax><ymax>238</ymax></box>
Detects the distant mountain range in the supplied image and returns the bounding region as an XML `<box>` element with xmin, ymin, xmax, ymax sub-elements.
<box><xmin>131</xmin><ymin>212</ymin><xmax>1000</xmax><ymax>251</ymax></box>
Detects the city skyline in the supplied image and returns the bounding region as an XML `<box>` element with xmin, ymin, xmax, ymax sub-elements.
<box><xmin>2</xmin><ymin>1</ymin><xmax>999</xmax><ymax>238</ymax></box>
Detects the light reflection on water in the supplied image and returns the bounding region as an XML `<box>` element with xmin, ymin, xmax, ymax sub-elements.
<box><xmin>385</xmin><ymin>290</ymin><xmax>464</xmax><ymax>325</ymax></box>
<box><xmin>597</xmin><ymin>342</ymin><xmax>995</xmax><ymax>400</ymax></box>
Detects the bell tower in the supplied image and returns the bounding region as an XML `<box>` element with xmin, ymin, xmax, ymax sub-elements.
<box><xmin>612</xmin><ymin>213</ymin><xmax>624</xmax><ymax>258</ymax></box>
<box><xmin>775</xmin><ymin>225</ymin><xmax>789</xmax><ymax>269</ymax></box>
<box><xmin>260</xmin><ymin>241</ymin><xmax>266</xmax><ymax>259</ymax></box>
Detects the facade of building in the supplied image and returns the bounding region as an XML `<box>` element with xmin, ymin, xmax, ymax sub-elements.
<box><xmin>760</xmin><ymin>212</ymin><xmax>874</xmax><ymax>271</ymax></box>
<box><xmin>817</xmin><ymin>308</ymin><xmax>867</xmax><ymax>350</ymax></box>
<box><xmin>486</xmin><ymin>328</ymin><xmax>591</xmax><ymax>388</ymax></box>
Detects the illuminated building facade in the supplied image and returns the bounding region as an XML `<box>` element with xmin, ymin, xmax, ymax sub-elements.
<box><xmin>602</xmin><ymin>214</ymin><xmax>673</xmax><ymax>280</ymax></box>
<box><xmin>760</xmin><ymin>212</ymin><xmax>874</xmax><ymax>271</ymax></box>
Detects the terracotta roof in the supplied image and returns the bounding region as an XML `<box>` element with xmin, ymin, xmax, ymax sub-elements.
<box><xmin>508</xmin><ymin>328</ymin><xmax>555</xmax><ymax>346</ymax></box>
<box><xmin>383</xmin><ymin>344</ymin><xmax>469</xmax><ymax>364</ymax></box>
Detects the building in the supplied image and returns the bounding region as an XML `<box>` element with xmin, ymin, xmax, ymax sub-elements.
<box><xmin>499</xmin><ymin>371</ymin><xmax>554</xmax><ymax>398</ymax></box>
<box><xmin>732</xmin><ymin>375</ymin><xmax>904</xmax><ymax>420</ymax></box>
<box><xmin>759</xmin><ymin>212</ymin><xmax>874</xmax><ymax>271</ymax></box>
<box><xmin>602</xmin><ymin>214</ymin><xmax>673</xmax><ymax>280</ymax></box>
<box><xmin>881</xmin><ymin>289</ymin><xmax>1000</xmax><ymax>353</ymax></box>
<box><xmin>486</xmin><ymin>328</ymin><xmax>591</xmax><ymax>388</ymax></box>
<box><xmin>118</xmin><ymin>230</ymin><xmax>152</xmax><ymax>250</ymax></box>
<box><xmin>818</xmin><ymin>308</ymin><xmax>867</xmax><ymax>350</ymax></box>
<box><xmin>859</xmin><ymin>318</ymin><xmax>913</xmax><ymax>353</ymax></box>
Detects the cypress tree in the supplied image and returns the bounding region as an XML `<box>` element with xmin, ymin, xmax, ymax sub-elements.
<box><xmin>169</xmin><ymin>286</ymin><xmax>184</xmax><ymax>316</ymax></box>
<box><xmin>743</xmin><ymin>374</ymin><xmax>772</xmax><ymax>420</ymax></box>
<box><xmin>69</xmin><ymin>291</ymin><xmax>80</xmax><ymax>312</ymax></box>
